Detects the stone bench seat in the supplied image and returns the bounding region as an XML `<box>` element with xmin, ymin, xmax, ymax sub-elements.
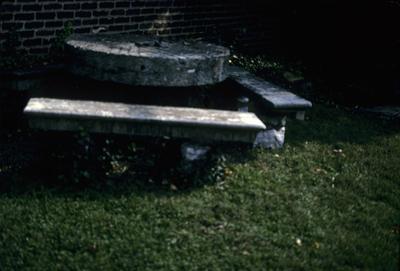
<box><xmin>228</xmin><ymin>66</ymin><xmax>312</xmax><ymax>118</ymax></box>
<box><xmin>24</xmin><ymin>98</ymin><xmax>266</xmax><ymax>143</ymax></box>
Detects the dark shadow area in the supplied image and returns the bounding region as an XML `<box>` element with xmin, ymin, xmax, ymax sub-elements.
<box><xmin>285</xmin><ymin>104</ymin><xmax>400</xmax><ymax>147</ymax></box>
<box><xmin>29</xmin><ymin>73</ymin><xmax>244</xmax><ymax>111</ymax></box>
<box><xmin>0</xmin><ymin>70</ymin><xmax>264</xmax><ymax>198</ymax></box>
<box><xmin>0</xmin><ymin>125</ymin><xmax>254</xmax><ymax>198</ymax></box>
<box><xmin>249</xmin><ymin>1</ymin><xmax>400</xmax><ymax>106</ymax></box>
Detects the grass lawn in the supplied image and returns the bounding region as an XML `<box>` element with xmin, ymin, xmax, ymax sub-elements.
<box><xmin>0</xmin><ymin>103</ymin><xmax>399</xmax><ymax>270</ymax></box>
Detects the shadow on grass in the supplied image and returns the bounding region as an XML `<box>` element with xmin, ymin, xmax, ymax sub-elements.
<box><xmin>286</xmin><ymin>104</ymin><xmax>400</xmax><ymax>147</ymax></box>
<box><xmin>0</xmin><ymin>128</ymin><xmax>255</xmax><ymax>199</ymax></box>
<box><xmin>2</xmin><ymin>102</ymin><xmax>399</xmax><ymax>199</ymax></box>
<box><xmin>0</xmin><ymin>80</ymin><xmax>257</xmax><ymax>198</ymax></box>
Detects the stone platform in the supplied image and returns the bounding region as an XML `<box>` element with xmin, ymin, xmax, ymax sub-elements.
<box><xmin>66</xmin><ymin>34</ymin><xmax>230</xmax><ymax>87</ymax></box>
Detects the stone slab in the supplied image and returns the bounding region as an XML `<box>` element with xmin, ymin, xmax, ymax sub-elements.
<box><xmin>24</xmin><ymin>98</ymin><xmax>266</xmax><ymax>143</ymax></box>
<box><xmin>360</xmin><ymin>106</ymin><xmax>400</xmax><ymax>120</ymax></box>
<box><xmin>66</xmin><ymin>34</ymin><xmax>230</xmax><ymax>87</ymax></box>
<box><xmin>228</xmin><ymin>66</ymin><xmax>312</xmax><ymax>110</ymax></box>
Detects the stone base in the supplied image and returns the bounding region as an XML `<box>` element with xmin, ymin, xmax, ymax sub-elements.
<box><xmin>180</xmin><ymin>143</ymin><xmax>211</xmax><ymax>174</ymax></box>
<box><xmin>253</xmin><ymin>127</ymin><xmax>285</xmax><ymax>149</ymax></box>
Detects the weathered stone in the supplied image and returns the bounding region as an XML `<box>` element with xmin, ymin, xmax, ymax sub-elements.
<box><xmin>253</xmin><ymin>127</ymin><xmax>286</xmax><ymax>149</ymax></box>
<box><xmin>66</xmin><ymin>34</ymin><xmax>230</xmax><ymax>87</ymax></box>
<box><xmin>228</xmin><ymin>65</ymin><xmax>312</xmax><ymax>110</ymax></box>
<box><xmin>181</xmin><ymin>143</ymin><xmax>210</xmax><ymax>161</ymax></box>
<box><xmin>179</xmin><ymin>143</ymin><xmax>211</xmax><ymax>176</ymax></box>
<box><xmin>24</xmin><ymin>98</ymin><xmax>266</xmax><ymax>143</ymax></box>
<box><xmin>296</xmin><ymin>111</ymin><xmax>306</xmax><ymax>121</ymax></box>
<box><xmin>360</xmin><ymin>106</ymin><xmax>400</xmax><ymax>120</ymax></box>
<box><xmin>237</xmin><ymin>96</ymin><xmax>250</xmax><ymax>112</ymax></box>
<box><xmin>283</xmin><ymin>71</ymin><xmax>304</xmax><ymax>84</ymax></box>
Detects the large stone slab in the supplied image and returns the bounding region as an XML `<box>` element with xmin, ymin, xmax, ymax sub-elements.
<box><xmin>24</xmin><ymin>98</ymin><xmax>266</xmax><ymax>143</ymax></box>
<box><xmin>66</xmin><ymin>34</ymin><xmax>230</xmax><ymax>87</ymax></box>
<box><xmin>228</xmin><ymin>66</ymin><xmax>312</xmax><ymax>110</ymax></box>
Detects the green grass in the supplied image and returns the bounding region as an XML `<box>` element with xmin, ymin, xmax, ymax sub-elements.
<box><xmin>0</xmin><ymin>104</ymin><xmax>399</xmax><ymax>270</ymax></box>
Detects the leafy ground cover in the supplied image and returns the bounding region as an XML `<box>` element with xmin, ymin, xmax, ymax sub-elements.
<box><xmin>0</xmin><ymin>101</ymin><xmax>399</xmax><ymax>270</ymax></box>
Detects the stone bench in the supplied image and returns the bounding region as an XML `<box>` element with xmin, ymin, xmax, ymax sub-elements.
<box><xmin>228</xmin><ymin>66</ymin><xmax>312</xmax><ymax>120</ymax></box>
<box><xmin>24</xmin><ymin>98</ymin><xmax>266</xmax><ymax>143</ymax></box>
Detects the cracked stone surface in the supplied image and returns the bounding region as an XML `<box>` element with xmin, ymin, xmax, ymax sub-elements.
<box><xmin>66</xmin><ymin>34</ymin><xmax>230</xmax><ymax>87</ymax></box>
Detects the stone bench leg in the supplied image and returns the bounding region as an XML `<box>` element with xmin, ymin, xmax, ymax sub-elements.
<box><xmin>254</xmin><ymin>127</ymin><xmax>285</xmax><ymax>149</ymax></box>
<box><xmin>180</xmin><ymin>143</ymin><xmax>211</xmax><ymax>174</ymax></box>
<box><xmin>296</xmin><ymin>111</ymin><xmax>306</xmax><ymax>121</ymax></box>
<box><xmin>234</xmin><ymin>96</ymin><xmax>287</xmax><ymax>149</ymax></box>
<box><xmin>253</xmin><ymin>115</ymin><xmax>287</xmax><ymax>149</ymax></box>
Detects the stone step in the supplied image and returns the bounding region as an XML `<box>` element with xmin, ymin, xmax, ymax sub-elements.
<box><xmin>228</xmin><ymin>66</ymin><xmax>312</xmax><ymax>113</ymax></box>
<box><xmin>24</xmin><ymin>98</ymin><xmax>266</xmax><ymax>143</ymax></box>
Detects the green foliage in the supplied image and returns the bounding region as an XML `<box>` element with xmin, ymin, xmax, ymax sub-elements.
<box><xmin>230</xmin><ymin>54</ymin><xmax>286</xmax><ymax>75</ymax></box>
<box><xmin>53</xmin><ymin>131</ymin><xmax>136</xmax><ymax>186</ymax></box>
<box><xmin>50</xmin><ymin>21</ymin><xmax>73</xmax><ymax>58</ymax></box>
<box><xmin>206</xmin><ymin>154</ymin><xmax>228</xmax><ymax>183</ymax></box>
<box><xmin>229</xmin><ymin>54</ymin><xmax>305</xmax><ymax>89</ymax></box>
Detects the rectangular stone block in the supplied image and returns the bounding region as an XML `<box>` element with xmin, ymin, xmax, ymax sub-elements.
<box><xmin>24</xmin><ymin>98</ymin><xmax>267</xmax><ymax>143</ymax></box>
<box><xmin>228</xmin><ymin>66</ymin><xmax>312</xmax><ymax>111</ymax></box>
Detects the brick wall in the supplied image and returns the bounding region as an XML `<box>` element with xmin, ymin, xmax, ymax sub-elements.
<box><xmin>0</xmin><ymin>0</ymin><xmax>275</xmax><ymax>55</ymax></box>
